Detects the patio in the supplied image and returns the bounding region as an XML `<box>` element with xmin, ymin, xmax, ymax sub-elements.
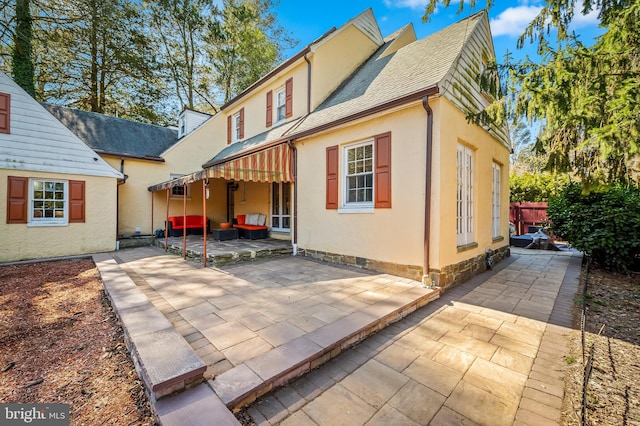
<box><xmin>156</xmin><ymin>234</ymin><xmax>293</xmax><ymax>266</ymax></box>
<box><xmin>94</xmin><ymin>245</ymin><xmax>440</xmax><ymax>423</ymax></box>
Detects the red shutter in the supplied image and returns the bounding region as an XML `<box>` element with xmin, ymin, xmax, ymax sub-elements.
<box><xmin>326</xmin><ymin>145</ymin><xmax>339</xmax><ymax>209</ymax></box>
<box><xmin>7</xmin><ymin>176</ymin><xmax>27</xmax><ymax>224</ymax></box>
<box><xmin>0</xmin><ymin>92</ymin><xmax>10</xmax><ymax>134</ymax></box>
<box><xmin>239</xmin><ymin>107</ymin><xmax>245</xmax><ymax>139</ymax></box>
<box><xmin>266</xmin><ymin>90</ymin><xmax>273</xmax><ymax>127</ymax></box>
<box><xmin>69</xmin><ymin>180</ymin><xmax>85</xmax><ymax>223</ymax></box>
<box><xmin>285</xmin><ymin>78</ymin><xmax>293</xmax><ymax>118</ymax></box>
<box><xmin>227</xmin><ymin>115</ymin><xmax>232</xmax><ymax>144</ymax></box>
<box><xmin>375</xmin><ymin>132</ymin><xmax>392</xmax><ymax>208</ymax></box>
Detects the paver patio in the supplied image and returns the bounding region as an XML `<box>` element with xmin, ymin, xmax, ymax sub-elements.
<box><xmin>246</xmin><ymin>248</ymin><xmax>582</xmax><ymax>425</ymax></box>
<box><xmin>95</xmin><ymin>244</ymin><xmax>581</xmax><ymax>425</ymax></box>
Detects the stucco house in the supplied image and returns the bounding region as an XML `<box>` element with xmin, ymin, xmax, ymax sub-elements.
<box><xmin>0</xmin><ymin>72</ymin><xmax>123</xmax><ymax>262</ymax></box>
<box><xmin>145</xmin><ymin>9</ymin><xmax>511</xmax><ymax>288</ymax></box>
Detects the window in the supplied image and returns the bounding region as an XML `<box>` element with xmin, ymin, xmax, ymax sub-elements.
<box><xmin>326</xmin><ymin>132</ymin><xmax>391</xmax><ymax>211</ymax></box>
<box><xmin>0</xmin><ymin>92</ymin><xmax>9</xmax><ymax>134</ymax></box>
<box><xmin>6</xmin><ymin>177</ymin><xmax>84</xmax><ymax>225</ymax></box>
<box><xmin>275</xmin><ymin>87</ymin><xmax>286</xmax><ymax>123</ymax></box>
<box><xmin>227</xmin><ymin>108</ymin><xmax>244</xmax><ymax>144</ymax></box>
<box><xmin>457</xmin><ymin>144</ymin><xmax>474</xmax><ymax>246</ymax></box>
<box><xmin>492</xmin><ymin>162</ymin><xmax>501</xmax><ymax>238</ymax></box>
<box><xmin>178</xmin><ymin>116</ymin><xmax>186</xmax><ymax>138</ymax></box>
<box><xmin>170</xmin><ymin>174</ymin><xmax>190</xmax><ymax>198</ymax></box>
<box><xmin>344</xmin><ymin>141</ymin><xmax>374</xmax><ymax>207</ymax></box>
<box><xmin>271</xmin><ymin>182</ymin><xmax>291</xmax><ymax>231</ymax></box>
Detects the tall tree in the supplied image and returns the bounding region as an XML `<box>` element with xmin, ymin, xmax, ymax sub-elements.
<box><xmin>423</xmin><ymin>0</ymin><xmax>640</xmax><ymax>186</ymax></box>
<box><xmin>206</xmin><ymin>0</ymin><xmax>294</xmax><ymax>104</ymax></box>
<box><xmin>147</xmin><ymin>0</ymin><xmax>218</xmax><ymax>111</ymax></box>
<box><xmin>12</xmin><ymin>0</ymin><xmax>35</xmax><ymax>97</ymax></box>
<box><xmin>37</xmin><ymin>0</ymin><xmax>165</xmax><ymax>122</ymax></box>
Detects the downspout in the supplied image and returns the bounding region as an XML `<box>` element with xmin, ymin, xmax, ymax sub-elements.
<box><xmin>422</xmin><ymin>96</ymin><xmax>433</xmax><ymax>286</ymax></box>
<box><xmin>116</xmin><ymin>157</ymin><xmax>128</xmax><ymax>245</ymax></box>
<box><xmin>304</xmin><ymin>52</ymin><xmax>311</xmax><ymax>114</ymax></box>
<box><xmin>287</xmin><ymin>140</ymin><xmax>298</xmax><ymax>255</ymax></box>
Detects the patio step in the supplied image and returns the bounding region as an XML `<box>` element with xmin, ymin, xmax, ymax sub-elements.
<box><xmin>210</xmin><ymin>285</ymin><xmax>441</xmax><ymax>411</ymax></box>
<box><xmin>93</xmin><ymin>253</ymin><xmax>207</xmax><ymax>401</ymax></box>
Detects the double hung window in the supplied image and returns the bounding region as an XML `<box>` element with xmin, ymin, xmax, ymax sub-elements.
<box><xmin>456</xmin><ymin>144</ymin><xmax>474</xmax><ymax>246</ymax></box>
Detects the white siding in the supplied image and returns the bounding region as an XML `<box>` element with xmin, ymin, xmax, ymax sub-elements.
<box><xmin>0</xmin><ymin>72</ymin><xmax>122</xmax><ymax>178</ymax></box>
<box><xmin>440</xmin><ymin>15</ymin><xmax>511</xmax><ymax>149</ymax></box>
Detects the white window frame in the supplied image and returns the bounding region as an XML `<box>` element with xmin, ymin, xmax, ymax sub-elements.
<box><xmin>232</xmin><ymin>111</ymin><xmax>241</xmax><ymax>143</ymax></box>
<box><xmin>492</xmin><ymin>162</ymin><xmax>501</xmax><ymax>238</ymax></box>
<box><xmin>271</xmin><ymin>182</ymin><xmax>291</xmax><ymax>231</ymax></box>
<box><xmin>178</xmin><ymin>116</ymin><xmax>186</xmax><ymax>138</ymax></box>
<box><xmin>29</xmin><ymin>179</ymin><xmax>68</xmax><ymax>226</ymax></box>
<box><xmin>275</xmin><ymin>86</ymin><xmax>286</xmax><ymax>124</ymax></box>
<box><xmin>170</xmin><ymin>174</ymin><xmax>190</xmax><ymax>199</ymax></box>
<box><xmin>341</xmin><ymin>139</ymin><xmax>374</xmax><ymax>212</ymax></box>
<box><xmin>457</xmin><ymin>144</ymin><xmax>474</xmax><ymax>246</ymax></box>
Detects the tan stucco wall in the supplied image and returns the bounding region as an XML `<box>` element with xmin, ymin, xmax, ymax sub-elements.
<box><xmin>296</xmin><ymin>103</ymin><xmax>428</xmax><ymax>267</ymax></box>
<box><xmin>0</xmin><ymin>170</ymin><xmax>118</xmax><ymax>262</ymax></box>
<box><xmin>310</xmin><ymin>24</ymin><xmax>380</xmax><ymax>110</ymax></box>
<box><xmin>431</xmin><ymin>96</ymin><xmax>510</xmax><ymax>270</ymax></box>
<box><xmin>224</xmin><ymin>61</ymin><xmax>309</xmax><ymax>139</ymax></box>
<box><xmin>295</xmin><ymin>96</ymin><xmax>510</xmax><ymax>274</ymax></box>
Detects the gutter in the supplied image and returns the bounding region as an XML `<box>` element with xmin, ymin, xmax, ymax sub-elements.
<box><xmin>98</xmin><ymin>150</ymin><xmax>165</xmax><ymax>163</ymax></box>
<box><xmin>422</xmin><ymin>95</ymin><xmax>433</xmax><ymax>286</ymax></box>
<box><xmin>204</xmin><ymin>86</ymin><xmax>440</xmax><ymax>169</ymax></box>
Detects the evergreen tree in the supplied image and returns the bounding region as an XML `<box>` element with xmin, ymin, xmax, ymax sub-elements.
<box><xmin>12</xmin><ymin>0</ymin><xmax>35</xmax><ymax>97</ymax></box>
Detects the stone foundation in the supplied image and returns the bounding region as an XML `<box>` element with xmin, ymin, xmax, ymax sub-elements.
<box><xmin>300</xmin><ymin>249</ymin><xmax>424</xmax><ymax>281</ymax></box>
<box><xmin>301</xmin><ymin>245</ymin><xmax>510</xmax><ymax>289</ymax></box>
<box><xmin>428</xmin><ymin>245</ymin><xmax>510</xmax><ymax>291</ymax></box>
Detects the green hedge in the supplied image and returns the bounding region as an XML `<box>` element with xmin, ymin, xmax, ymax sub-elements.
<box><xmin>510</xmin><ymin>173</ymin><xmax>570</xmax><ymax>202</ymax></box>
<box><xmin>547</xmin><ymin>183</ymin><xmax>640</xmax><ymax>272</ymax></box>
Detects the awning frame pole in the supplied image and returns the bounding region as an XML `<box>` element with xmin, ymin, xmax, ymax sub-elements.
<box><xmin>202</xmin><ymin>180</ymin><xmax>208</xmax><ymax>267</ymax></box>
<box><xmin>182</xmin><ymin>183</ymin><xmax>187</xmax><ymax>259</ymax></box>
<box><xmin>165</xmin><ymin>189</ymin><xmax>169</xmax><ymax>251</ymax></box>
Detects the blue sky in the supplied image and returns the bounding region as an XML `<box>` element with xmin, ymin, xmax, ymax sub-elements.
<box><xmin>274</xmin><ymin>0</ymin><xmax>603</xmax><ymax>62</ymax></box>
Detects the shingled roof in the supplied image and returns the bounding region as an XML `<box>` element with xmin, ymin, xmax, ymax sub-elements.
<box><xmin>287</xmin><ymin>11</ymin><xmax>484</xmax><ymax>136</ymax></box>
<box><xmin>42</xmin><ymin>104</ymin><xmax>179</xmax><ymax>160</ymax></box>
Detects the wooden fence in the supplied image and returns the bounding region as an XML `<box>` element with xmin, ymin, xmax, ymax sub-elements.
<box><xmin>509</xmin><ymin>202</ymin><xmax>548</xmax><ymax>235</ymax></box>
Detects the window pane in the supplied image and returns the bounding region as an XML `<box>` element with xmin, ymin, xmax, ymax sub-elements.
<box><xmin>283</xmin><ymin>217</ymin><xmax>290</xmax><ymax>229</ymax></box>
<box><xmin>33</xmin><ymin>181</ymin><xmax>43</xmax><ymax>191</ymax></box>
<box><xmin>272</xmin><ymin>217</ymin><xmax>279</xmax><ymax>227</ymax></box>
<box><xmin>34</xmin><ymin>191</ymin><xmax>43</xmax><ymax>199</ymax></box>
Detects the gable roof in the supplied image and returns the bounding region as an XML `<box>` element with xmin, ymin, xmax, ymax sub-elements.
<box><xmin>0</xmin><ymin>72</ymin><xmax>122</xmax><ymax>178</ymax></box>
<box><xmin>42</xmin><ymin>103</ymin><xmax>178</xmax><ymax>161</ymax></box>
<box><xmin>287</xmin><ymin>11</ymin><xmax>485</xmax><ymax>136</ymax></box>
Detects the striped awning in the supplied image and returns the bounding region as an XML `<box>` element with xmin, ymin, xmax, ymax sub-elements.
<box><xmin>206</xmin><ymin>143</ymin><xmax>294</xmax><ymax>183</ymax></box>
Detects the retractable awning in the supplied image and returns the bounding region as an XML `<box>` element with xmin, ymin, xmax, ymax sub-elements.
<box><xmin>206</xmin><ymin>142</ymin><xmax>294</xmax><ymax>183</ymax></box>
<box><xmin>147</xmin><ymin>142</ymin><xmax>294</xmax><ymax>192</ymax></box>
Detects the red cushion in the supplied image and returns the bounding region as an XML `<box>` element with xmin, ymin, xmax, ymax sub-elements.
<box><xmin>237</xmin><ymin>214</ymin><xmax>246</xmax><ymax>225</ymax></box>
<box><xmin>234</xmin><ymin>224</ymin><xmax>267</xmax><ymax>231</ymax></box>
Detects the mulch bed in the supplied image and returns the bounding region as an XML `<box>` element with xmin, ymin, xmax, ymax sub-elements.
<box><xmin>562</xmin><ymin>265</ymin><xmax>640</xmax><ymax>425</ymax></box>
<box><xmin>0</xmin><ymin>259</ymin><xmax>155</xmax><ymax>425</ymax></box>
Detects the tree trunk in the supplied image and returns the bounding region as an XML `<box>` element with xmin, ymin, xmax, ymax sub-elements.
<box><xmin>13</xmin><ymin>0</ymin><xmax>35</xmax><ymax>97</ymax></box>
<box><xmin>89</xmin><ymin>0</ymin><xmax>99</xmax><ymax>112</ymax></box>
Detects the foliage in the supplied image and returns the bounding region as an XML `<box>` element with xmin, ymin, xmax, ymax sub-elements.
<box><xmin>547</xmin><ymin>182</ymin><xmax>640</xmax><ymax>271</ymax></box>
<box><xmin>422</xmin><ymin>0</ymin><xmax>640</xmax><ymax>187</ymax></box>
<box><xmin>206</xmin><ymin>0</ymin><xmax>291</xmax><ymax>104</ymax></box>
<box><xmin>510</xmin><ymin>120</ymin><xmax>547</xmax><ymax>173</ymax></box>
<box><xmin>12</xmin><ymin>0</ymin><xmax>34</xmax><ymax>97</ymax></box>
<box><xmin>510</xmin><ymin>172</ymin><xmax>570</xmax><ymax>202</ymax></box>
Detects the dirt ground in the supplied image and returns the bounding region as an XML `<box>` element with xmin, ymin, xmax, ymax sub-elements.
<box><xmin>0</xmin><ymin>259</ymin><xmax>155</xmax><ymax>425</ymax></box>
<box><xmin>562</xmin><ymin>265</ymin><xmax>640</xmax><ymax>425</ymax></box>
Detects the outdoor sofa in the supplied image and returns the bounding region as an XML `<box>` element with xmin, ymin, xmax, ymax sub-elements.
<box><xmin>233</xmin><ymin>214</ymin><xmax>268</xmax><ymax>239</ymax></box>
<box><xmin>166</xmin><ymin>215</ymin><xmax>210</xmax><ymax>237</ymax></box>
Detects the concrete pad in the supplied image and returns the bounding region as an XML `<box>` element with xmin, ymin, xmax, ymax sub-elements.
<box><xmin>286</xmin><ymin>314</ymin><xmax>326</xmax><ymax>332</ymax></box>
<box><xmin>201</xmin><ymin>321</ymin><xmax>257</xmax><ymax>350</ymax></box>
<box><xmin>155</xmin><ymin>383</ymin><xmax>239</xmax><ymax>426</ymax></box>
<box><xmin>463</xmin><ymin>358</ymin><xmax>528</xmax><ymax>401</ymax></box>
<box><xmin>491</xmin><ymin>347</ymin><xmax>535</xmax><ymax>376</ymax></box>
<box><xmin>245</xmin><ymin>336</ymin><xmax>323</xmax><ymax>381</ymax></box>
<box><xmin>258</xmin><ymin>321</ymin><xmax>306</xmax><ymax>347</ymax></box>
<box><xmin>119</xmin><ymin>302</ymin><xmax>173</xmax><ymax>338</ymax></box>
<box><xmin>279</xmin><ymin>410</ymin><xmax>316</xmax><ymax>426</ymax></box>
<box><xmin>432</xmin><ymin>345</ymin><xmax>476</xmax><ymax>373</ymax></box>
<box><xmin>438</xmin><ymin>332</ymin><xmax>499</xmax><ymax>360</ymax></box>
<box><xmin>374</xmin><ymin>342</ymin><xmax>420</xmax><ymax>372</ymax></box>
<box><xmin>341</xmin><ymin>359</ymin><xmax>409</xmax><ymax>409</ymax></box>
<box><xmin>430</xmin><ymin>406</ymin><xmax>481</xmax><ymax>426</ymax></box>
<box><xmin>239</xmin><ymin>312</ymin><xmax>276</xmax><ymax>331</ymax></box>
<box><xmin>222</xmin><ymin>336</ymin><xmax>273</xmax><ymax>366</ymax></box>
<box><xmin>306</xmin><ymin>311</ymin><xmax>377</xmax><ymax>348</ymax></box>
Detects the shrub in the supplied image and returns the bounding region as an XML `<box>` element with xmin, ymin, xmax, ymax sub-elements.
<box><xmin>510</xmin><ymin>172</ymin><xmax>570</xmax><ymax>202</ymax></box>
<box><xmin>547</xmin><ymin>183</ymin><xmax>640</xmax><ymax>272</ymax></box>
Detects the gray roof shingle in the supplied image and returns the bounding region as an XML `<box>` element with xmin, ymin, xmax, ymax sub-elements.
<box><xmin>287</xmin><ymin>12</ymin><xmax>483</xmax><ymax>135</ymax></box>
<box><xmin>41</xmin><ymin>103</ymin><xmax>179</xmax><ymax>159</ymax></box>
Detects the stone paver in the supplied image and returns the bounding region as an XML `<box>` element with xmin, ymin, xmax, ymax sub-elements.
<box><xmin>245</xmin><ymin>248</ymin><xmax>582</xmax><ymax>425</ymax></box>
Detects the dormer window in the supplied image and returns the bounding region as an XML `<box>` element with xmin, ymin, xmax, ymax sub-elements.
<box><xmin>178</xmin><ymin>116</ymin><xmax>186</xmax><ymax>138</ymax></box>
